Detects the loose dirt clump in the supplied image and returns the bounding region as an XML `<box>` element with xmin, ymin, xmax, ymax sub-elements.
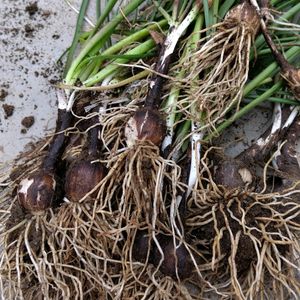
<box><xmin>2</xmin><ymin>104</ymin><xmax>15</xmax><ymax>118</ymax></box>
<box><xmin>21</xmin><ymin>116</ymin><xmax>35</xmax><ymax>128</ymax></box>
<box><xmin>0</xmin><ymin>89</ymin><xmax>8</xmax><ymax>101</ymax></box>
<box><xmin>24</xmin><ymin>24</ymin><xmax>35</xmax><ymax>38</ymax></box>
<box><xmin>25</xmin><ymin>2</ymin><xmax>39</xmax><ymax>16</ymax></box>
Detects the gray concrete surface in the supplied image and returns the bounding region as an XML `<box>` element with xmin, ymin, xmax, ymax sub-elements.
<box><xmin>0</xmin><ymin>0</ymin><xmax>82</xmax><ymax>163</ymax></box>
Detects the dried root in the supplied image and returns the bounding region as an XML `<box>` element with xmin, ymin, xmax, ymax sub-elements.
<box><xmin>0</xmin><ymin>195</ymin><xmax>64</xmax><ymax>299</ymax></box>
<box><xmin>173</xmin><ymin>1</ymin><xmax>260</xmax><ymax>132</ymax></box>
<box><xmin>0</xmin><ymin>138</ymin><xmax>58</xmax><ymax>299</ymax></box>
<box><xmin>185</xmin><ymin>159</ymin><xmax>300</xmax><ymax>299</ymax></box>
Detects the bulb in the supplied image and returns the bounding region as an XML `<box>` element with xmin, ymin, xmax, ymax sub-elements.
<box><xmin>17</xmin><ymin>170</ymin><xmax>56</xmax><ymax>214</ymax></box>
<box><xmin>224</xmin><ymin>2</ymin><xmax>260</xmax><ymax>35</ymax></box>
<box><xmin>132</xmin><ymin>230</ymin><xmax>152</xmax><ymax>263</ymax></box>
<box><xmin>65</xmin><ymin>160</ymin><xmax>106</xmax><ymax>202</ymax></box>
<box><xmin>282</xmin><ymin>67</ymin><xmax>300</xmax><ymax>100</ymax></box>
<box><xmin>125</xmin><ymin>108</ymin><xmax>166</xmax><ymax>147</ymax></box>
<box><xmin>214</xmin><ymin>159</ymin><xmax>254</xmax><ymax>189</ymax></box>
<box><xmin>152</xmin><ymin>235</ymin><xmax>192</xmax><ymax>280</ymax></box>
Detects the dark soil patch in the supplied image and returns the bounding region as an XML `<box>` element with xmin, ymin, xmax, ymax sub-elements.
<box><xmin>0</xmin><ymin>89</ymin><xmax>8</xmax><ymax>101</ymax></box>
<box><xmin>6</xmin><ymin>202</ymin><xmax>44</xmax><ymax>263</ymax></box>
<box><xmin>25</xmin><ymin>2</ymin><xmax>39</xmax><ymax>16</ymax></box>
<box><xmin>6</xmin><ymin>202</ymin><xmax>27</xmax><ymax>244</ymax></box>
<box><xmin>24</xmin><ymin>24</ymin><xmax>35</xmax><ymax>37</ymax></box>
<box><xmin>189</xmin><ymin>192</ymin><xmax>291</xmax><ymax>275</ymax></box>
<box><xmin>2</xmin><ymin>104</ymin><xmax>15</xmax><ymax>118</ymax></box>
<box><xmin>21</xmin><ymin>116</ymin><xmax>35</xmax><ymax>128</ymax></box>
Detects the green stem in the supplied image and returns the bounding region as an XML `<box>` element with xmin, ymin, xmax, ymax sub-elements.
<box><xmin>270</xmin><ymin>0</ymin><xmax>282</xmax><ymax>5</ymax></box>
<box><xmin>183</xmin><ymin>44</ymin><xmax>299</xmax><ymax>142</ymax></box>
<box><xmin>90</xmin><ymin>0</ymin><xmax>118</xmax><ymax>41</ymax></box>
<box><xmin>203</xmin><ymin>0</ymin><xmax>212</xmax><ymax>32</ymax></box>
<box><xmin>81</xmin><ymin>19</ymin><xmax>168</xmax><ymax>82</ymax></box>
<box><xmin>95</xmin><ymin>19</ymin><xmax>167</xmax><ymax>61</ymax></box>
<box><xmin>60</xmin><ymin>69</ymin><xmax>150</xmax><ymax>91</ymax></box>
<box><xmin>244</xmin><ymin>46</ymin><xmax>300</xmax><ymax>96</ymax></box>
<box><xmin>258</xmin><ymin>45</ymin><xmax>300</xmax><ymax>56</ymax></box>
<box><xmin>191</xmin><ymin>14</ymin><xmax>203</xmax><ymax>47</ymax></box>
<box><xmin>154</xmin><ymin>1</ymin><xmax>173</xmax><ymax>24</ymax></box>
<box><xmin>276</xmin><ymin>0</ymin><xmax>300</xmax><ymax>12</ymax></box>
<box><xmin>175</xmin><ymin>120</ymin><xmax>191</xmax><ymax>146</ymax></box>
<box><xmin>190</xmin><ymin>15</ymin><xmax>204</xmax><ymax>115</ymax></box>
<box><xmin>78</xmin><ymin>18</ymin><xmax>167</xmax><ymax>84</ymax></box>
<box><xmin>65</xmin><ymin>0</ymin><xmax>145</xmax><ymax>84</ymax></box>
<box><xmin>83</xmin><ymin>39</ymin><xmax>155</xmax><ymax>86</ymax></box>
<box><xmin>280</xmin><ymin>2</ymin><xmax>300</xmax><ymax>20</ymax></box>
<box><xmin>204</xmin><ymin>82</ymin><xmax>283</xmax><ymax>141</ymax></box>
<box><xmin>267</xmin><ymin>97</ymin><xmax>300</xmax><ymax>106</ymax></box>
<box><xmin>212</xmin><ymin>0</ymin><xmax>220</xmax><ymax>25</ymax></box>
<box><xmin>219</xmin><ymin>0</ymin><xmax>235</xmax><ymax>19</ymax></box>
<box><xmin>64</xmin><ymin>0</ymin><xmax>90</xmax><ymax>77</ymax></box>
<box><xmin>96</xmin><ymin>0</ymin><xmax>101</xmax><ymax>20</ymax></box>
<box><xmin>163</xmin><ymin>15</ymin><xmax>204</xmax><ymax>152</ymax></box>
<box><xmin>251</xmin><ymin>3</ymin><xmax>300</xmax><ymax>60</ymax></box>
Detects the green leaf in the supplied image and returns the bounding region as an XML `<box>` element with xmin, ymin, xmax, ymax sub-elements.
<box><xmin>63</xmin><ymin>0</ymin><xmax>90</xmax><ymax>77</ymax></box>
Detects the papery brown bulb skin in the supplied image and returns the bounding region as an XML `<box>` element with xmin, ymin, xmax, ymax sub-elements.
<box><xmin>282</xmin><ymin>67</ymin><xmax>300</xmax><ymax>100</ymax></box>
<box><xmin>152</xmin><ymin>235</ymin><xmax>192</xmax><ymax>280</ymax></box>
<box><xmin>125</xmin><ymin>108</ymin><xmax>166</xmax><ymax>147</ymax></box>
<box><xmin>132</xmin><ymin>230</ymin><xmax>152</xmax><ymax>263</ymax></box>
<box><xmin>17</xmin><ymin>170</ymin><xmax>56</xmax><ymax>214</ymax></box>
<box><xmin>224</xmin><ymin>2</ymin><xmax>260</xmax><ymax>35</ymax></box>
<box><xmin>65</xmin><ymin>160</ymin><xmax>106</xmax><ymax>202</ymax></box>
<box><xmin>214</xmin><ymin>159</ymin><xmax>254</xmax><ymax>190</ymax></box>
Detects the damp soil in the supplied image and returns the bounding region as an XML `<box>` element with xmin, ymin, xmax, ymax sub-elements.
<box><xmin>21</xmin><ymin>116</ymin><xmax>35</xmax><ymax>128</ymax></box>
<box><xmin>25</xmin><ymin>2</ymin><xmax>39</xmax><ymax>16</ymax></box>
<box><xmin>0</xmin><ymin>89</ymin><xmax>8</xmax><ymax>101</ymax></box>
<box><xmin>190</xmin><ymin>192</ymin><xmax>290</xmax><ymax>275</ymax></box>
<box><xmin>5</xmin><ymin>201</ymin><xmax>42</xmax><ymax>250</ymax></box>
<box><xmin>2</xmin><ymin>104</ymin><xmax>15</xmax><ymax>118</ymax></box>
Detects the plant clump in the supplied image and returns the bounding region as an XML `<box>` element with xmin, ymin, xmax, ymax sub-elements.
<box><xmin>1</xmin><ymin>0</ymin><xmax>300</xmax><ymax>299</ymax></box>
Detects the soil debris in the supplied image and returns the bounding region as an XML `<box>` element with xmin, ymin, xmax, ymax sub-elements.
<box><xmin>0</xmin><ymin>89</ymin><xmax>8</xmax><ymax>101</ymax></box>
<box><xmin>24</xmin><ymin>24</ymin><xmax>35</xmax><ymax>37</ymax></box>
<box><xmin>21</xmin><ymin>116</ymin><xmax>35</xmax><ymax>128</ymax></box>
<box><xmin>25</xmin><ymin>2</ymin><xmax>39</xmax><ymax>16</ymax></box>
<box><xmin>2</xmin><ymin>104</ymin><xmax>15</xmax><ymax>118</ymax></box>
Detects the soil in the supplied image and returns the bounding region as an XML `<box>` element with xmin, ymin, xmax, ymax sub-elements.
<box><xmin>25</xmin><ymin>2</ymin><xmax>39</xmax><ymax>16</ymax></box>
<box><xmin>0</xmin><ymin>88</ymin><xmax>8</xmax><ymax>101</ymax></box>
<box><xmin>5</xmin><ymin>201</ymin><xmax>45</xmax><ymax>270</ymax></box>
<box><xmin>2</xmin><ymin>104</ymin><xmax>15</xmax><ymax>118</ymax></box>
<box><xmin>21</xmin><ymin>116</ymin><xmax>35</xmax><ymax>128</ymax></box>
<box><xmin>6</xmin><ymin>201</ymin><xmax>27</xmax><ymax>244</ymax></box>
<box><xmin>189</xmin><ymin>192</ymin><xmax>290</xmax><ymax>275</ymax></box>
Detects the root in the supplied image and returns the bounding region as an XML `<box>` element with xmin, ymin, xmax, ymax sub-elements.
<box><xmin>169</xmin><ymin>3</ymin><xmax>259</xmax><ymax>138</ymax></box>
<box><xmin>106</xmin><ymin>143</ymin><xmax>184</xmax><ymax>230</ymax></box>
<box><xmin>0</xmin><ymin>206</ymin><xmax>65</xmax><ymax>299</ymax></box>
<box><xmin>47</xmin><ymin>199</ymin><xmax>124</xmax><ymax>299</ymax></box>
<box><xmin>186</xmin><ymin>179</ymin><xmax>300</xmax><ymax>298</ymax></box>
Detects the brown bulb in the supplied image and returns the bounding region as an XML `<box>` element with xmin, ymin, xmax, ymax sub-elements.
<box><xmin>282</xmin><ymin>67</ymin><xmax>300</xmax><ymax>100</ymax></box>
<box><xmin>214</xmin><ymin>159</ymin><xmax>254</xmax><ymax>189</ymax></box>
<box><xmin>125</xmin><ymin>108</ymin><xmax>166</xmax><ymax>147</ymax></box>
<box><xmin>132</xmin><ymin>230</ymin><xmax>152</xmax><ymax>263</ymax></box>
<box><xmin>65</xmin><ymin>160</ymin><xmax>106</xmax><ymax>202</ymax></box>
<box><xmin>17</xmin><ymin>170</ymin><xmax>56</xmax><ymax>214</ymax></box>
<box><xmin>152</xmin><ymin>235</ymin><xmax>192</xmax><ymax>280</ymax></box>
<box><xmin>224</xmin><ymin>2</ymin><xmax>260</xmax><ymax>35</ymax></box>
